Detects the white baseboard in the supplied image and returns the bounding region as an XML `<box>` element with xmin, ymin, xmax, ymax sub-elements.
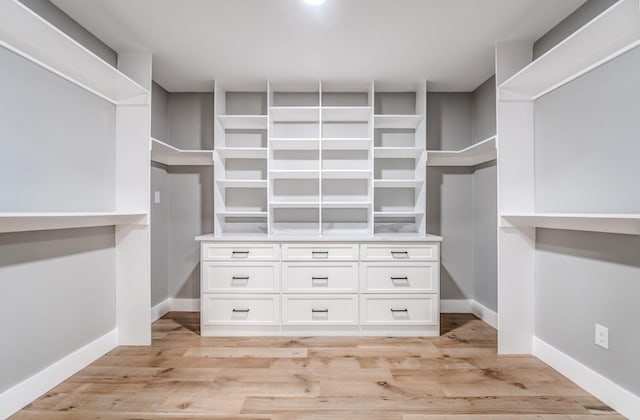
<box><xmin>440</xmin><ymin>299</ymin><xmax>472</xmax><ymax>313</ymax></box>
<box><xmin>0</xmin><ymin>329</ymin><xmax>118</xmax><ymax>419</ymax></box>
<box><xmin>471</xmin><ymin>300</ymin><xmax>498</xmax><ymax>329</ymax></box>
<box><xmin>169</xmin><ymin>297</ymin><xmax>200</xmax><ymax>312</ymax></box>
<box><xmin>150</xmin><ymin>298</ymin><xmax>170</xmax><ymax>322</ymax></box>
<box><xmin>533</xmin><ymin>337</ymin><xmax>640</xmax><ymax>419</ymax></box>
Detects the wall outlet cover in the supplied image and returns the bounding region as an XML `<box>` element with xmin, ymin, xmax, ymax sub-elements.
<box><xmin>595</xmin><ymin>323</ymin><xmax>609</xmax><ymax>349</ymax></box>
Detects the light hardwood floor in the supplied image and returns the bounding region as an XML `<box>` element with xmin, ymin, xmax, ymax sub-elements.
<box><xmin>12</xmin><ymin>313</ymin><xmax>623</xmax><ymax>419</ymax></box>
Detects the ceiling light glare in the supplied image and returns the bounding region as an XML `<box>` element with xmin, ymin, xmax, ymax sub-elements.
<box><xmin>304</xmin><ymin>0</ymin><xmax>325</xmax><ymax>5</ymax></box>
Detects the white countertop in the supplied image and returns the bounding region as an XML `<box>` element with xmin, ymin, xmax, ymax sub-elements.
<box><xmin>195</xmin><ymin>232</ymin><xmax>443</xmax><ymax>242</ymax></box>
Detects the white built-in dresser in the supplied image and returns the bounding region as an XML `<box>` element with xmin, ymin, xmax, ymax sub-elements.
<box><xmin>197</xmin><ymin>234</ymin><xmax>442</xmax><ymax>336</ymax></box>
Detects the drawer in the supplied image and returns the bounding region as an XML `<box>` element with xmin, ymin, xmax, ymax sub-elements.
<box><xmin>282</xmin><ymin>262</ymin><xmax>358</xmax><ymax>293</ymax></box>
<box><xmin>202</xmin><ymin>262</ymin><xmax>280</xmax><ymax>293</ymax></box>
<box><xmin>201</xmin><ymin>294</ymin><xmax>279</xmax><ymax>326</ymax></box>
<box><xmin>282</xmin><ymin>243</ymin><xmax>359</xmax><ymax>261</ymax></box>
<box><xmin>282</xmin><ymin>294</ymin><xmax>358</xmax><ymax>325</ymax></box>
<box><xmin>360</xmin><ymin>294</ymin><xmax>438</xmax><ymax>326</ymax></box>
<box><xmin>360</xmin><ymin>243</ymin><xmax>439</xmax><ymax>261</ymax></box>
<box><xmin>201</xmin><ymin>243</ymin><xmax>280</xmax><ymax>261</ymax></box>
<box><xmin>360</xmin><ymin>262</ymin><xmax>439</xmax><ymax>293</ymax></box>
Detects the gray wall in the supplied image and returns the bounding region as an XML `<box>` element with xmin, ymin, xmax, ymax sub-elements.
<box><xmin>427</xmin><ymin>93</ymin><xmax>475</xmax><ymax>301</ymax></box>
<box><xmin>168</xmin><ymin>93</ymin><xmax>214</xmax><ymax>150</ymax></box>
<box><xmin>0</xmin><ymin>227</ymin><xmax>116</xmax><ymax>393</ymax></box>
<box><xmin>152</xmin><ymin>82</ymin><xmax>169</xmax><ymax>142</ymax></box>
<box><xmin>533</xmin><ymin>0</ymin><xmax>617</xmax><ymax>59</ymax></box>
<box><xmin>535</xmin><ymin>46</ymin><xmax>640</xmax><ymax>213</ymax></box>
<box><xmin>471</xmin><ymin>76</ymin><xmax>497</xmax><ymax>312</ymax></box>
<box><xmin>536</xmin><ymin>229</ymin><xmax>640</xmax><ymax>395</ymax></box>
<box><xmin>0</xmin><ymin>47</ymin><xmax>115</xmax><ymax>212</ymax></box>
<box><xmin>19</xmin><ymin>0</ymin><xmax>117</xmax><ymax>66</ymax></box>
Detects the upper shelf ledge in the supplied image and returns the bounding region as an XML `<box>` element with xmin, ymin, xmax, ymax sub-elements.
<box><xmin>427</xmin><ymin>136</ymin><xmax>496</xmax><ymax>167</ymax></box>
<box><xmin>151</xmin><ymin>138</ymin><xmax>213</xmax><ymax>166</ymax></box>
<box><xmin>499</xmin><ymin>0</ymin><xmax>640</xmax><ymax>101</ymax></box>
<box><xmin>0</xmin><ymin>0</ymin><xmax>148</xmax><ymax>105</ymax></box>
<box><xmin>0</xmin><ymin>212</ymin><xmax>148</xmax><ymax>234</ymax></box>
<box><xmin>501</xmin><ymin>213</ymin><xmax>640</xmax><ymax>235</ymax></box>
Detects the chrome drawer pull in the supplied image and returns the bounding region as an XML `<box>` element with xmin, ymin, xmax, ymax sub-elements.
<box><xmin>390</xmin><ymin>308</ymin><xmax>409</xmax><ymax>313</ymax></box>
<box><xmin>232</xmin><ymin>308</ymin><xmax>250</xmax><ymax>313</ymax></box>
<box><xmin>312</xmin><ymin>276</ymin><xmax>329</xmax><ymax>280</ymax></box>
<box><xmin>390</xmin><ymin>251</ymin><xmax>409</xmax><ymax>258</ymax></box>
<box><xmin>312</xmin><ymin>251</ymin><xmax>329</xmax><ymax>258</ymax></box>
<box><xmin>311</xmin><ymin>308</ymin><xmax>329</xmax><ymax>313</ymax></box>
<box><xmin>232</xmin><ymin>276</ymin><xmax>249</xmax><ymax>280</ymax></box>
<box><xmin>232</xmin><ymin>250</ymin><xmax>250</xmax><ymax>258</ymax></box>
<box><xmin>390</xmin><ymin>276</ymin><xmax>409</xmax><ymax>281</ymax></box>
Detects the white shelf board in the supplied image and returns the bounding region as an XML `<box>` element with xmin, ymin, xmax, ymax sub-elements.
<box><xmin>197</xmin><ymin>232</ymin><xmax>443</xmax><ymax>242</ymax></box>
<box><xmin>270</xmin><ymin>107</ymin><xmax>320</xmax><ymax>122</ymax></box>
<box><xmin>375</xmin><ymin>211</ymin><xmax>420</xmax><ymax>218</ymax></box>
<box><xmin>217</xmin><ymin>180</ymin><xmax>267</xmax><ymax>189</ymax></box>
<box><xmin>151</xmin><ymin>138</ymin><xmax>213</xmax><ymax>166</ymax></box>
<box><xmin>501</xmin><ymin>213</ymin><xmax>640</xmax><ymax>235</ymax></box>
<box><xmin>0</xmin><ymin>0</ymin><xmax>148</xmax><ymax>105</ymax></box>
<box><xmin>270</xmin><ymin>138</ymin><xmax>319</xmax><ymax>150</ymax></box>
<box><xmin>0</xmin><ymin>212</ymin><xmax>147</xmax><ymax>234</ymax></box>
<box><xmin>427</xmin><ymin>136</ymin><xmax>496</xmax><ymax>167</ymax></box>
<box><xmin>322</xmin><ymin>106</ymin><xmax>371</xmax><ymax>122</ymax></box>
<box><xmin>216</xmin><ymin>148</ymin><xmax>267</xmax><ymax>159</ymax></box>
<box><xmin>499</xmin><ymin>0</ymin><xmax>640</xmax><ymax>100</ymax></box>
<box><xmin>217</xmin><ymin>115</ymin><xmax>268</xmax><ymax>130</ymax></box>
<box><xmin>270</xmin><ymin>202</ymin><xmax>320</xmax><ymax>209</ymax></box>
<box><xmin>374</xmin><ymin>115</ymin><xmax>423</xmax><ymax>129</ymax></box>
<box><xmin>374</xmin><ymin>179</ymin><xmax>424</xmax><ymax>188</ymax></box>
<box><xmin>321</xmin><ymin>170</ymin><xmax>371</xmax><ymax>179</ymax></box>
<box><xmin>270</xmin><ymin>170</ymin><xmax>319</xmax><ymax>179</ymax></box>
<box><xmin>375</xmin><ymin>147</ymin><xmax>425</xmax><ymax>159</ymax></box>
<box><xmin>216</xmin><ymin>211</ymin><xmax>267</xmax><ymax>218</ymax></box>
<box><xmin>322</xmin><ymin>138</ymin><xmax>372</xmax><ymax>150</ymax></box>
<box><xmin>322</xmin><ymin>202</ymin><xmax>371</xmax><ymax>209</ymax></box>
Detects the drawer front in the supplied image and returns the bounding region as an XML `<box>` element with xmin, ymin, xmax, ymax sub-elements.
<box><xmin>360</xmin><ymin>243</ymin><xmax>439</xmax><ymax>261</ymax></box>
<box><xmin>360</xmin><ymin>294</ymin><xmax>438</xmax><ymax>326</ymax></box>
<box><xmin>282</xmin><ymin>243</ymin><xmax>359</xmax><ymax>261</ymax></box>
<box><xmin>202</xmin><ymin>262</ymin><xmax>280</xmax><ymax>293</ymax></box>
<box><xmin>360</xmin><ymin>262</ymin><xmax>438</xmax><ymax>293</ymax></box>
<box><xmin>201</xmin><ymin>243</ymin><xmax>280</xmax><ymax>261</ymax></box>
<box><xmin>201</xmin><ymin>294</ymin><xmax>279</xmax><ymax>326</ymax></box>
<box><xmin>282</xmin><ymin>262</ymin><xmax>358</xmax><ymax>293</ymax></box>
<box><xmin>282</xmin><ymin>294</ymin><xmax>358</xmax><ymax>325</ymax></box>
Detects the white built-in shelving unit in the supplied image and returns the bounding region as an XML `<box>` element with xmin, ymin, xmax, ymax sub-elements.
<box><xmin>212</xmin><ymin>81</ymin><xmax>428</xmax><ymax>238</ymax></box>
<box><xmin>0</xmin><ymin>0</ymin><xmax>152</xmax><ymax>345</ymax></box>
<box><xmin>495</xmin><ymin>0</ymin><xmax>640</xmax><ymax>354</ymax></box>
<box><xmin>427</xmin><ymin>135</ymin><xmax>496</xmax><ymax>167</ymax></box>
<box><xmin>151</xmin><ymin>138</ymin><xmax>214</xmax><ymax>166</ymax></box>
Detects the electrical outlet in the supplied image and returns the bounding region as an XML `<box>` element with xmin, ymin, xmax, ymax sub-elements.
<box><xmin>154</xmin><ymin>191</ymin><xmax>161</xmax><ymax>204</ymax></box>
<box><xmin>595</xmin><ymin>324</ymin><xmax>609</xmax><ymax>349</ymax></box>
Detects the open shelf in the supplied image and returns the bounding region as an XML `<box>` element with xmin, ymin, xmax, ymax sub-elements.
<box><xmin>0</xmin><ymin>212</ymin><xmax>147</xmax><ymax>234</ymax></box>
<box><xmin>217</xmin><ymin>115</ymin><xmax>268</xmax><ymax>130</ymax></box>
<box><xmin>499</xmin><ymin>0</ymin><xmax>640</xmax><ymax>100</ymax></box>
<box><xmin>375</xmin><ymin>147</ymin><xmax>425</xmax><ymax>159</ymax></box>
<box><xmin>151</xmin><ymin>138</ymin><xmax>213</xmax><ymax>166</ymax></box>
<box><xmin>375</xmin><ymin>211</ymin><xmax>420</xmax><ymax>218</ymax></box>
<box><xmin>216</xmin><ymin>211</ymin><xmax>268</xmax><ymax>218</ymax></box>
<box><xmin>270</xmin><ymin>138</ymin><xmax>319</xmax><ymax>150</ymax></box>
<box><xmin>501</xmin><ymin>213</ymin><xmax>640</xmax><ymax>235</ymax></box>
<box><xmin>0</xmin><ymin>0</ymin><xmax>148</xmax><ymax>105</ymax></box>
<box><xmin>374</xmin><ymin>179</ymin><xmax>424</xmax><ymax>188</ymax></box>
<box><xmin>322</xmin><ymin>106</ymin><xmax>371</xmax><ymax>122</ymax></box>
<box><xmin>321</xmin><ymin>170</ymin><xmax>371</xmax><ymax>179</ymax></box>
<box><xmin>217</xmin><ymin>180</ymin><xmax>267</xmax><ymax>189</ymax></box>
<box><xmin>270</xmin><ymin>170</ymin><xmax>319</xmax><ymax>179</ymax></box>
<box><xmin>427</xmin><ymin>135</ymin><xmax>496</xmax><ymax>166</ymax></box>
<box><xmin>270</xmin><ymin>106</ymin><xmax>320</xmax><ymax>122</ymax></box>
<box><xmin>322</xmin><ymin>138</ymin><xmax>372</xmax><ymax>150</ymax></box>
<box><xmin>270</xmin><ymin>202</ymin><xmax>320</xmax><ymax>208</ymax></box>
<box><xmin>374</xmin><ymin>115</ymin><xmax>423</xmax><ymax>129</ymax></box>
<box><xmin>216</xmin><ymin>148</ymin><xmax>267</xmax><ymax>159</ymax></box>
<box><xmin>322</xmin><ymin>202</ymin><xmax>371</xmax><ymax>209</ymax></box>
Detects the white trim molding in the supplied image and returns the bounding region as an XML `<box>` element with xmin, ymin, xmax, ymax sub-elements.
<box><xmin>471</xmin><ymin>300</ymin><xmax>498</xmax><ymax>329</ymax></box>
<box><xmin>150</xmin><ymin>298</ymin><xmax>170</xmax><ymax>322</ymax></box>
<box><xmin>440</xmin><ymin>299</ymin><xmax>473</xmax><ymax>313</ymax></box>
<box><xmin>0</xmin><ymin>329</ymin><xmax>118</xmax><ymax>419</ymax></box>
<box><xmin>169</xmin><ymin>298</ymin><xmax>200</xmax><ymax>312</ymax></box>
<box><xmin>533</xmin><ymin>337</ymin><xmax>640</xmax><ymax>419</ymax></box>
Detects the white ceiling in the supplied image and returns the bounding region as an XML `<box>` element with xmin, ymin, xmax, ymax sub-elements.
<box><xmin>51</xmin><ymin>0</ymin><xmax>585</xmax><ymax>92</ymax></box>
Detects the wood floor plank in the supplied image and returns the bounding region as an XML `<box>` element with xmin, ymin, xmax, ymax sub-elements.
<box><xmin>11</xmin><ymin>312</ymin><xmax>621</xmax><ymax>419</ymax></box>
